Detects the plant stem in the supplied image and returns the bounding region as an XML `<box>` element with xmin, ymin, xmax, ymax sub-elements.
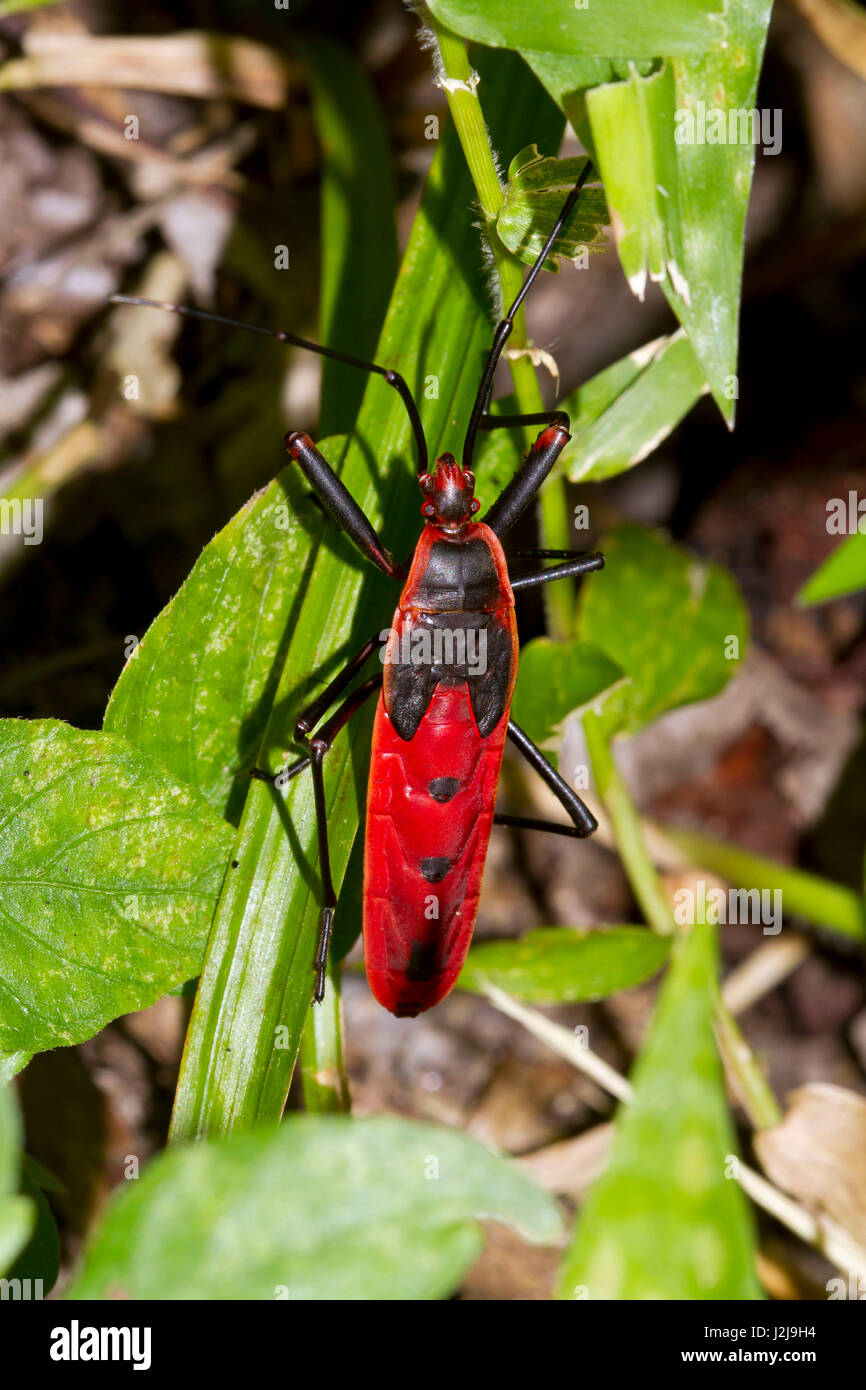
<box><xmin>712</xmin><ymin>989</ymin><xmax>781</xmax><ymax>1130</ymax></box>
<box><xmin>583</xmin><ymin>710</ymin><xmax>675</xmax><ymax>935</ymax></box>
<box><xmin>430</xmin><ymin>20</ymin><xmax>574</xmax><ymax>639</ymax></box>
<box><xmin>299</xmin><ymin>961</ymin><xmax>351</xmax><ymax>1113</ymax></box>
<box><xmin>583</xmin><ymin>710</ymin><xmax>781</xmax><ymax>1131</ymax></box>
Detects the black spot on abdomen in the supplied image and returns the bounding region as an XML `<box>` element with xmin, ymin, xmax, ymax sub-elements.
<box><xmin>420</xmin><ymin>856</ymin><xmax>451</xmax><ymax>883</ymax></box>
<box><xmin>428</xmin><ymin>776</ymin><xmax>460</xmax><ymax>802</ymax></box>
<box><xmin>406</xmin><ymin>941</ymin><xmax>438</xmax><ymax>982</ymax></box>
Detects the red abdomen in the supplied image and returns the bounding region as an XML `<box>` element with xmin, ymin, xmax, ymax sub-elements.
<box><xmin>363</xmin><ymin>682</ymin><xmax>510</xmax><ymax>1016</ymax></box>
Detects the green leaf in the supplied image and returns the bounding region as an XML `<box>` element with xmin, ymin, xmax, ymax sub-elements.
<box><xmin>104</xmin><ymin>457</ymin><xmax>327</xmax><ymax>823</ymax></box>
<box><xmin>6</xmin><ymin>1166</ymin><xmax>60</xmax><ymax>1293</ymax></box>
<box><xmin>459</xmin><ymin>926</ymin><xmax>670</xmax><ymax>1003</ymax></box>
<box><xmin>169</xmin><ymin>52</ymin><xmax>568</xmax><ymax>1139</ymax></box>
<box><xmin>426</xmin><ymin>1</ymin><xmax>728</xmax><ymax>58</ymax></box>
<box><xmin>577</xmin><ymin>525</ymin><xmax>749</xmax><ymax>736</ymax></box>
<box><xmin>68</xmin><ymin>1114</ymin><xmax>561</xmax><ymax>1300</ymax></box>
<box><xmin>497</xmin><ymin>149</ymin><xmax>607</xmax><ymax>269</ymax></box>
<box><xmin>556</xmin><ymin>922</ymin><xmax>761</xmax><ymax>1299</ymax></box>
<box><xmin>562</xmin><ymin>330</ymin><xmax>708</xmax><ymax>482</ymax></box>
<box><xmin>300</xmin><ymin>36</ymin><xmax>398</xmax><ymax>435</ymax></box>
<box><xmin>0</xmin><ymin>720</ymin><xmax>232</xmax><ymax>1053</ymax></box>
<box><xmin>0</xmin><ymin>1053</ymin><xmax>30</xmax><ymax>1084</ymax></box>
<box><xmin>585</xmin><ymin>1</ymin><xmax>774</xmax><ymax>424</ymax></box>
<box><xmin>0</xmin><ymin>1086</ymin><xmax>33</xmax><ymax>1276</ymax></box>
<box><xmin>796</xmin><ymin>531</ymin><xmax>866</xmax><ymax>606</ymax></box>
<box><xmin>511</xmin><ymin>637</ymin><xmax>626</xmax><ymax>752</ymax></box>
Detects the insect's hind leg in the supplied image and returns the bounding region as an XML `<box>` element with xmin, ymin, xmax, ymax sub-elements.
<box><xmin>506</xmin><ymin>718</ymin><xmax>597</xmax><ymax>838</ymax></box>
<box><xmin>493</xmin><ymin>814</ymin><xmax>593</xmax><ymax>840</ymax></box>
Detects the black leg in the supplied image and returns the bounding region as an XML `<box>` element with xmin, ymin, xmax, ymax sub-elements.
<box><xmin>507</xmin><ymin>718</ymin><xmax>597</xmax><ymax>838</ymax></box>
<box><xmin>109</xmin><ymin>294</ymin><xmax>428</xmax><ymax>474</ymax></box>
<box><xmin>510</xmin><ymin>552</ymin><xmax>605</xmax><ymax>593</ymax></box>
<box><xmin>482</xmin><ymin>419</ymin><xmax>572</xmax><ymax>539</ymax></box>
<box><xmin>297</xmin><ymin>674</ymin><xmax>382</xmax><ymax>1002</ymax></box>
<box><xmin>478</xmin><ymin>410</ymin><xmax>569</xmax><ymax>433</ymax></box>
<box><xmin>462</xmin><ymin>160</ymin><xmax>594</xmax><ymax>468</ymax></box>
<box><xmin>286</xmin><ymin>432</ymin><xmax>401</xmax><ymax>580</ymax></box>
<box><xmin>494</xmin><ymin>813</ymin><xmax>590</xmax><ymax>840</ymax></box>
<box><xmin>250</xmin><ymin>631</ymin><xmax>385</xmax><ymax>786</ymax></box>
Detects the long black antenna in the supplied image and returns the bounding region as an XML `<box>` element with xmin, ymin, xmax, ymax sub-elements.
<box><xmin>462</xmin><ymin>159</ymin><xmax>595</xmax><ymax>469</ymax></box>
<box><xmin>108</xmin><ymin>295</ymin><xmax>429</xmax><ymax>474</ymax></box>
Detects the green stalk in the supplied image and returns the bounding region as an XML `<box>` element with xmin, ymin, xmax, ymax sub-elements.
<box><xmin>583</xmin><ymin>710</ymin><xmax>675</xmax><ymax>936</ymax></box>
<box><xmin>299</xmin><ymin>961</ymin><xmax>350</xmax><ymax>1113</ymax></box>
<box><xmin>430</xmin><ymin>21</ymin><xmax>573</xmax><ymax>639</ymax></box>
<box><xmin>711</xmin><ymin>989</ymin><xmax>781</xmax><ymax>1130</ymax></box>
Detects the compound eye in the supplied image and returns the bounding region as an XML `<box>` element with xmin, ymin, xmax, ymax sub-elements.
<box><xmin>463</xmin><ymin>471</ymin><xmax>475</xmax><ymax>489</ymax></box>
<box><xmin>422</xmin><ymin>502</ymin><xmax>436</xmax><ymax>517</ymax></box>
<box><xmin>470</xmin><ymin>499</ymin><xmax>481</xmax><ymax>513</ymax></box>
<box><xmin>419</xmin><ymin>473</ymin><xmax>433</xmax><ymax>490</ymax></box>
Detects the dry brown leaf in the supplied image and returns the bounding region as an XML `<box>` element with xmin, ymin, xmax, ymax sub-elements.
<box><xmin>0</xmin><ymin>31</ymin><xmax>294</xmax><ymax>109</ymax></box>
<box><xmin>755</xmin><ymin>1082</ymin><xmax>866</xmax><ymax>1246</ymax></box>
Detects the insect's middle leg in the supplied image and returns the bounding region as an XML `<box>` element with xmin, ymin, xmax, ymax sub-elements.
<box><xmin>298</xmin><ymin>674</ymin><xmax>382</xmax><ymax>1003</ymax></box>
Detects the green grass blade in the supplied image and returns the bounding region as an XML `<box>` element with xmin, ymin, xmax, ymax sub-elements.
<box><xmin>556</xmin><ymin>921</ymin><xmax>762</xmax><ymax>1300</ymax></box>
<box><xmin>796</xmin><ymin>530</ymin><xmax>866</xmax><ymax>606</ymax></box>
<box><xmin>299</xmin><ymin>35</ymin><xmax>398</xmax><ymax>435</ymax></box>
<box><xmin>660</xmin><ymin>823</ymin><xmax>866</xmax><ymax>943</ymax></box>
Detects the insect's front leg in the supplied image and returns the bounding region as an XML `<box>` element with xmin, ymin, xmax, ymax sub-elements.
<box><xmin>286</xmin><ymin>432</ymin><xmax>403</xmax><ymax>579</ymax></box>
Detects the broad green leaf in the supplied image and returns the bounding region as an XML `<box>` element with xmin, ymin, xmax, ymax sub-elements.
<box><xmin>458</xmin><ymin>927</ymin><xmax>670</xmax><ymax>1003</ymax></box>
<box><xmin>577</xmin><ymin>525</ymin><xmax>749</xmax><ymax>736</ymax></box>
<box><xmin>169</xmin><ymin>53</ymin><xmax>568</xmax><ymax>1139</ymax></box>
<box><xmin>497</xmin><ymin>148</ymin><xmax>608</xmax><ymax>269</ymax></box>
<box><xmin>68</xmin><ymin>1114</ymin><xmax>561</xmax><ymax>1300</ymax></box>
<box><xmin>585</xmin><ymin>1</ymin><xmax>774</xmax><ymax>424</ymax></box>
<box><xmin>0</xmin><ymin>720</ymin><xmax>232</xmax><ymax>1053</ymax></box>
<box><xmin>557</xmin><ymin>922</ymin><xmax>761</xmax><ymax>1299</ymax></box>
<box><xmin>105</xmin><ymin>459</ymin><xmax>326</xmax><ymax>822</ymax></box>
<box><xmin>796</xmin><ymin>531</ymin><xmax>866</xmax><ymax>606</ymax></box>
<box><xmin>522</xmin><ymin>56</ymin><xmax>655</xmax><ymax>158</ymax></box>
<box><xmin>0</xmin><ymin>1086</ymin><xmax>33</xmax><ymax>1275</ymax></box>
<box><xmin>511</xmin><ymin>637</ymin><xmax>626</xmax><ymax>752</ymax></box>
<box><xmin>426</xmin><ymin>1</ymin><xmax>727</xmax><ymax>58</ymax></box>
<box><xmin>562</xmin><ymin>331</ymin><xmax>707</xmax><ymax>482</ymax></box>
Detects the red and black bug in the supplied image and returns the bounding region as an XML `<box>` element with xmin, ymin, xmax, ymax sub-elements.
<box><xmin>113</xmin><ymin>163</ymin><xmax>604</xmax><ymax>1017</ymax></box>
